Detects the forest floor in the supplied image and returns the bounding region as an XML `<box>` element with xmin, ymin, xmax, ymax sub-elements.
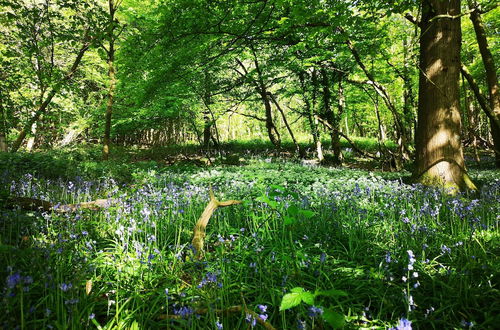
<box><xmin>0</xmin><ymin>143</ymin><xmax>499</xmax><ymax>329</ymax></box>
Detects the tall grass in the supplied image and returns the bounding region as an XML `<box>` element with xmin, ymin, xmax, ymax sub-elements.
<box><xmin>1</xmin><ymin>159</ymin><xmax>499</xmax><ymax>329</ymax></box>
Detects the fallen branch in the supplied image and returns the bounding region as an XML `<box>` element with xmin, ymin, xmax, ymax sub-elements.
<box><xmin>5</xmin><ymin>196</ymin><xmax>118</xmax><ymax>213</ymax></box>
<box><xmin>191</xmin><ymin>188</ymin><xmax>241</xmax><ymax>259</ymax></box>
<box><xmin>158</xmin><ymin>305</ymin><xmax>276</xmax><ymax>330</ymax></box>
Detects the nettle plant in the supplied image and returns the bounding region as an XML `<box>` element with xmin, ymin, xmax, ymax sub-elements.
<box><xmin>279</xmin><ymin>287</ymin><xmax>347</xmax><ymax>329</ymax></box>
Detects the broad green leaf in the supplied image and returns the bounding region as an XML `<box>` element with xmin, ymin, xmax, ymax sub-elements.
<box><xmin>284</xmin><ymin>216</ymin><xmax>296</xmax><ymax>226</ymax></box>
<box><xmin>299</xmin><ymin>209</ymin><xmax>315</xmax><ymax>219</ymax></box>
<box><xmin>322</xmin><ymin>309</ymin><xmax>345</xmax><ymax>328</ymax></box>
<box><xmin>301</xmin><ymin>292</ymin><xmax>315</xmax><ymax>305</ymax></box>
<box><xmin>287</xmin><ymin>205</ymin><xmax>299</xmax><ymax>217</ymax></box>
<box><xmin>280</xmin><ymin>287</ymin><xmax>315</xmax><ymax>311</ymax></box>
<box><xmin>280</xmin><ymin>292</ymin><xmax>303</xmax><ymax>311</ymax></box>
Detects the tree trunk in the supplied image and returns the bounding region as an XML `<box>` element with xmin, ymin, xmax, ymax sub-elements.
<box><xmin>402</xmin><ymin>37</ymin><xmax>416</xmax><ymax>143</ymax></box>
<box><xmin>467</xmin><ymin>0</ymin><xmax>500</xmax><ymax>167</ymax></box>
<box><xmin>103</xmin><ymin>0</ymin><xmax>117</xmax><ymax>160</ymax></box>
<box><xmin>321</xmin><ymin>66</ymin><xmax>342</xmax><ymax>163</ymax></box>
<box><xmin>252</xmin><ymin>53</ymin><xmax>280</xmax><ymax>148</ymax></box>
<box><xmin>269</xmin><ymin>93</ymin><xmax>301</xmax><ymax>155</ymax></box>
<box><xmin>11</xmin><ymin>30</ymin><xmax>91</xmax><ymax>152</ymax></box>
<box><xmin>414</xmin><ymin>0</ymin><xmax>476</xmax><ymax>191</ymax></box>
<box><xmin>332</xmin><ymin>74</ymin><xmax>344</xmax><ymax>164</ymax></box>
<box><xmin>0</xmin><ymin>102</ymin><xmax>7</xmax><ymax>152</ymax></box>
<box><xmin>300</xmin><ymin>70</ymin><xmax>323</xmax><ymax>162</ymax></box>
<box><xmin>26</xmin><ymin>122</ymin><xmax>37</xmax><ymax>152</ymax></box>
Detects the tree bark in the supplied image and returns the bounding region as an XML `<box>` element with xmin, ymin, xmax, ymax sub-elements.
<box><xmin>251</xmin><ymin>51</ymin><xmax>281</xmax><ymax>148</ymax></box>
<box><xmin>0</xmin><ymin>101</ymin><xmax>7</xmax><ymax>152</ymax></box>
<box><xmin>269</xmin><ymin>93</ymin><xmax>301</xmax><ymax>155</ymax></box>
<box><xmin>332</xmin><ymin>74</ymin><xmax>345</xmax><ymax>164</ymax></box>
<box><xmin>414</xmin><ymin>0</ymin><xmax>476</xmax><ymax>191</ymax></box>
<box><xmin>460</xmin><ymin>64</ymin><xmax>500</xmax><ymax>130</ymax></box>
<box><xmin>103</xmin><ymin>0</ymin><xmax>118</xmax><ymax>160</ymax></box>
<box><xmin>467</xmin><ymin>0</ymin><xmax>500</xmax><ymax>167</ymax></box>
<box><xmin>299</xmin><ymin>70</ymin><xmax>323</xmax><ymax>162</ymax></box>
<box><xmin>321</xmin><ymin>66</ymin><xmax>342</xmax><ymax>164</ymax></box>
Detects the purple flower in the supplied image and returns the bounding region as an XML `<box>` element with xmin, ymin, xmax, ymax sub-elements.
<box><xmin>308</xmin><ymin>306</ymin><xmax>323</xmax><ymax>317</ymax></box>
<box><xmin>174</xmin><ymin>306</ymin><xmax>194</xmax><ymax>318</ymax></box>
<box><xmin>320</xmin><ymin>253</ymin><xmax>326</xmax><ymax>263</ymax></box>
<box><xmin>6</xmin><ymin>272</ymin><xmax>21</xmax><ymax>289</ymax></box>
<box><xmin>257</xmin><ymin>304</ymin><xmax>267</xmax><ymax>313</ymax></box>
<box><xmin>441</xmin><ymin>245</ymin><xmax>451</xmax><ymax>254</ymax></box>
<box><xmin>215</xmin><ymin>320</ymin><xmax>223</xmax><ymax>329</ymax></box>
<box><xmin>89</xmin><ymin>313</ymin><xmax>95</xmax><ymax>320</ymax></box>
<box><xmin>245</xmin><ymin>313</ymin><xmax>257</xmax><ymax>327</ymax></box>
<box><xmin>391</xmin><ymin>318</ymin><xmax>412</xmax><ymax>330</ymax></box>
<box><xmin>297</xmin><ymin>319</ymin><xmax>306</xmax><ymax>329</ymax></box>
<box><xmin>60</xmin><ymin>283</ymin><xmax>72</xmax><ymax>292</ymax></box>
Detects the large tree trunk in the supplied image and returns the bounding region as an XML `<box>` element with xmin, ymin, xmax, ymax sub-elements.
<box><xmin>103</xmin><ymin>0</ymin><xmax>117</xmax><ymax>160</ymax></box>
<box><xmin>414</xmin><ymin>0</ymin><xmax>476</xmax><ymax>191</ymax></box>
<box><xmin>467</xmin><ymin>0</ymin><xmax>500</xmax><ymax>167</ymax></box>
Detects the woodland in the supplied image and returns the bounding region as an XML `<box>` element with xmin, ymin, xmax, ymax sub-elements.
<box><xmin>0</xmin><ymin>0</ymin><xmax>499</xmax><ymax>329</ymax></box>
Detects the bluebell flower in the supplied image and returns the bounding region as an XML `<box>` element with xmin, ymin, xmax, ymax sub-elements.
<box><xmin>385</xmin><ymin>251</ymin><xmax>392</xmax><ymax>263</ymax></box>
<box><xmin>89</xmin><ymin>313</ymin><xmax>95</xmax><ymax>320</ymax></box>
<box><xmin>308</xmin><ymin>306</ymin><xmax>323</xmax><ymax>317</ymax></box>
<box><xmin>297</xmin><ymin>319</ymin><xmax>306</xmax><ymax>330</ymax></box>
<box><xmin>173</xmin><ymin>306</ymin><xmax>194</xmax><ymax>318</ymax></box>
<box><xmin>391</xmin><ymin>318</ymin><xmax>412</xmax><ymax>330</ymax></box>
<box><xmin>320</xmin><ymin>252</ymin><xmax>326</xmax><ymax>263</ymax></box>
<box><xmin>215</xmin><ymin>320</ymin><xmax>223</xmax><ymax>329</ymax></box>
<box><xmin>245</xmin><ymin>314</ymin><xmax>257</xmax><ymax>327</ymax></box>
<box><xmin>441</xmin><ymin>245</ymin><xmax>451</xmax><ymax>254</ymax></box>
<box><xmin>6</xmin><ymin>272</ymin><xmax>21</xmax><ymax>289</ymax></box>
<box><xmin>258</xmin><ymin>305</ymin><xmax>267</xmax><ymax>313</ymax></box>
<box><xmin>60</xmin><ymin>283</ymin><xmax>72</xmax><ymax>292</ymax></box>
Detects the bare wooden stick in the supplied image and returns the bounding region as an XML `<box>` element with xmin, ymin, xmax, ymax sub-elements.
<box><xmin>158</xmin><ymin>305</ymin><xmax>276</xmax><ymax>330</ymax></box>
<box><xmin>191</xmin><ymin>187</ymin><xmax>241</xmax><ymax>258</ymax></box>
<box><xmin>5</xmin><ymin>196</ymin><xmax>118</xmax><ymax>213</ymax></box>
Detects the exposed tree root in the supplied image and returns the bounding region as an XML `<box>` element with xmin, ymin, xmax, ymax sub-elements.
<box><xmin>158</xmin><ymin>305</ymin><xmax>276</xmax><ymax>330</ymax></box>
<box><xmin>191</xmin><ymin>188</ymin><xmax>241</xmax><ymax>259</ymax></box>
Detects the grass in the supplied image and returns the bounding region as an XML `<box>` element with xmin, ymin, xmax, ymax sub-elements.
<box><xmin>0</xmin><ymin>149</ymin><xmax>499</xmax><ymax>329</ymax></box>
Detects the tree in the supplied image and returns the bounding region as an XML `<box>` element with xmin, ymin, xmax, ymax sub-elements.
<box><xmin>414</xmin><ymin>0</ymin><xmax>476</xmax><ymax>191</ymax></box>
<box><xmin>466</xmin><ymin>0</ymin><xmax>500</xmax><ymax>167</ymax></box>
<box><xmin>102</xmin><ymin>0</ymin><xmax>122</xmax><ymax>160</ymax></box>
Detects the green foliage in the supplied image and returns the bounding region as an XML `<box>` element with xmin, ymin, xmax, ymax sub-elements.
<box><xmin>1</xmin><ymin>150</ymin><xmax>498</xmax><ymax>328</ymax></box>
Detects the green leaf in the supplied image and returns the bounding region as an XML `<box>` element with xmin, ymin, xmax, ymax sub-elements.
<box><xmin>301</xmin><ymin>292</ymin><xmax>315</xmax><ymax>305</ymax></box>
<box><xmin>287</xmin><ymin>205</ymin><xmax>299</xmax><ymax>217</ymax></box>
<box><xmin>280</xmin><ymin>292</ymin><xmax>303</xmax><ymax>311</ymax></box>
<box><xmin>315</xmin><ymin>289</ymin><xmax>348</xmax><ymax>297</ymax></box>
<box><xmin>322</xmin><ymin>309</ymin><xmax>345</xmax><ymax>328</ymax></box>
<box><xmin>280</xmin><ymin>287</ymin><xmax>315</xmax><ymax>311</ymax></box>
<box><xmin>284</xmin><ymin>216</ymin><xmax>296</xmax><ymax>226</ymax></box>
<box><xmin>299</xmin><ymin>209</ymin><xmax>315</xmax><ymax>219</ymax></box>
